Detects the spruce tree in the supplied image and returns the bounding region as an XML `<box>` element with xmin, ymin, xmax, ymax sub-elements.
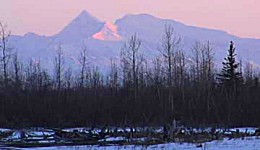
<box><xmin>218</xmin><ymin>41</ymin><xmax>242</xmax><ymax>88</ymax></box>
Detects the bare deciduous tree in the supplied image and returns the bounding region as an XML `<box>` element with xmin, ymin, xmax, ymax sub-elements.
<box><xmin>78</xmin><ymin>44</ymin><xmax>89</xmax><ymax>88</ymax></box>
<box><xmin>159</xmin><ymin>25</ymin><xmax>181</xmax><ymax>87</ymax></box>
<box><xmin>0</xmin><ymin>22</ymin><xmax>12</xmax><ymax>87</ymax></box>
<box><xmin>121</xmin><ymin>34</ymin><xmax>142</xmax><ymax>101</ymax></box>
<box><xmin>108</xmin><ymin>58</ymin><xmax>119</xmax><ymax>91</ymax></box>
<box><xmin>54</xmin><ymin>45</ymin><xmax>65</xmax><ymax>90</ymax></box>
<box><xmin>12</xmin><ymin>52</ymin><xmax>23</xmax><ymax>89</ymax></box>
<box><xmin>158</xmin><ymin>25</ymin><xmax>182</xmax><ymax>114</ymax></box>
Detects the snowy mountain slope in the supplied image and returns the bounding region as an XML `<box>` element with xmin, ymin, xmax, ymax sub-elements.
<box><xmin>92</xmin><ymin>22</ymin><xmax>122</xmax><ymax>41</ymax></box>
<box><xmin>115</xmin><ymin>14</ymin><xmax>260</xmax><ymax>64</ymax></box>
<box><xmin>9</xmin><ymin>10</ymin><xmax>260</xmax><ymax>71</ymax></box>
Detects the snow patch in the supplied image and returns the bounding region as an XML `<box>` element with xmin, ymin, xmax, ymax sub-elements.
<box><xmin>23</xmin><ymin>137</ymin><xmax>260</xmax><ymax>150</ymax></box>
<box><xmin>92</xmin><ymin>22</ymin><xmax>122</xmax><ymax>41</ymax></box>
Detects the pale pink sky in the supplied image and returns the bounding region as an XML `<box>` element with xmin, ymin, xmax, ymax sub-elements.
<box><xmin>1</xmin><ymin>0</ymin><xmax>260</xmax><ymax>38</ymax></box>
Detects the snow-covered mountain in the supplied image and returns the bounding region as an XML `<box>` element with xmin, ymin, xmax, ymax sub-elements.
<box><xmin>9</xmin><ymin>10</ymin><xmax>260</xmax><ymax>71</ymax></box>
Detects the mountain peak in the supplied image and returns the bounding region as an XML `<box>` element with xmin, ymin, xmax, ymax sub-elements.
<box><xmin>76</xmin><ymin>10</ymin><xmax>100</xmax><ymax>22</ymax></box>
<box><xmin>55</xmin><ymin>10</ymin><xmax>104</xmax><ymax>41</ymax></box>
<box><xmin>116</xmin><ymin>13</ymin><xmax>183</xmax><ymax>27</ymax></box>
<box><xmin>117</xmin><ymin>13</ymin><xmax>159</xmax><ymax>23</ymax></box>
<box><xmin>79</xmin><ymin>10</ymin><xmax>90</xmax><ymax>15</ymax></box>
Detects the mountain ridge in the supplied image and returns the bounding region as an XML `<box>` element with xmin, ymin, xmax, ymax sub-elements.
<box><xmin>8</xmin><ymin>10</ymin><xmax>260</xmax><ymax>71</ymax></box>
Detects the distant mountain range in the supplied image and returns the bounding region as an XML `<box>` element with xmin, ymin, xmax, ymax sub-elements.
<box><xmin>9</xmin><ymin>10</ymin><xmax>260</xmax><ymax>71</ymax></box>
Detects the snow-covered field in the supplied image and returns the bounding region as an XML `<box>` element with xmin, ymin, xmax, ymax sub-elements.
<box><xmin>18</xmin><ymin>136</ymin><xmax>260</xmax><ymax>150</ymax></box>
<box><xmin>1</xmin><ymin>127</ymin><xmax>260</xmax><ymax>149</ymax></box>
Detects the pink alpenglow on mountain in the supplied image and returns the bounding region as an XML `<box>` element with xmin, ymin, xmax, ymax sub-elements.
<box><xmin>93</xmin><ymin>22</ymin><xmax>122</xmax><ymax>41</ymax></box>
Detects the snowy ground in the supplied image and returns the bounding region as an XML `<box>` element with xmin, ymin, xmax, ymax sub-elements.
<box><xmin>16</xmin><ymin>136</ymin><xmax>260</xmax><ymax>150</ymax></box>
<box><xmin>1</xmin><ymin>127</ymin><xmax>260</xmax><ymax>149</ymax></box>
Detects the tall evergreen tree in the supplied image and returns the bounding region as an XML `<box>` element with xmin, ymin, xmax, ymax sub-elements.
<box><xmin>218</xmin><ymin>41</ymin><xmax>242</xmax><ymax>89</ymax></box>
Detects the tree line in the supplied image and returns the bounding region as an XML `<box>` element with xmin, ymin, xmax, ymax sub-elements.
<box><xmin>0</xmin><ymin>23</ymin><xmax>260</xmax><ymax>128</ymax></box>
